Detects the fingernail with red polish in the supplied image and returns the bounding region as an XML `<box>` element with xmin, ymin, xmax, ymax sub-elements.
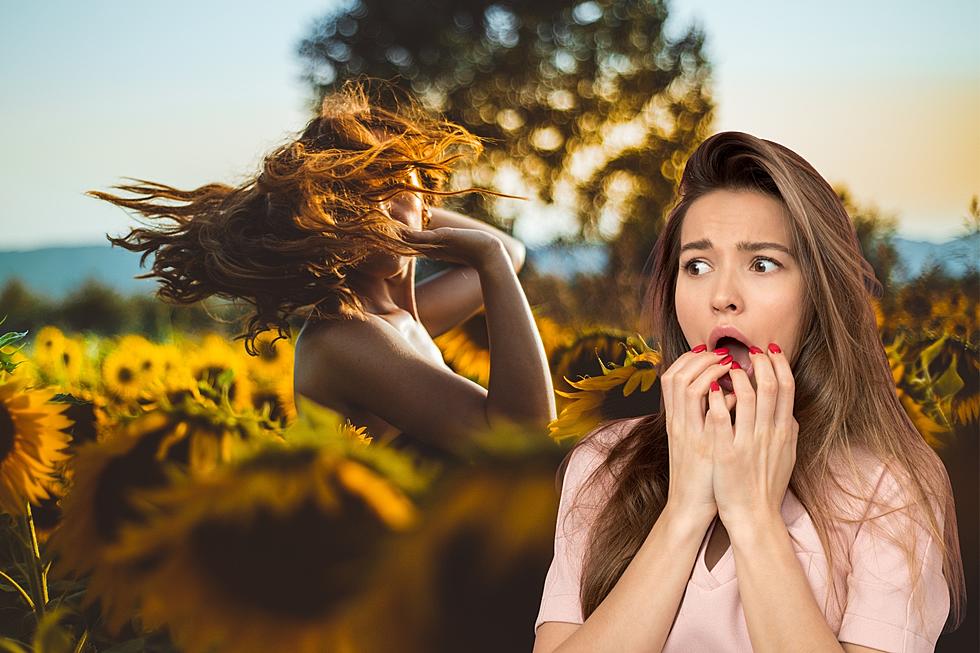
<box><xmin>730</xmin><ymin>361</ymin><xmax>741</xmax><ymax>370</ymax></box>
<box><xmin>713</xmin><ymin>347</ymin><xmax>729</xmax><ymax>355</ymax></box>
<box><xmin>710</xmin><ymin>381</ymin><xmax>720</xmax><ymax>392</ymax></box>
<box><xmin>749</xmin><ymin>346</ymin><xmax>764</xmax><ymax>355</ymax></box>
<box><xmin>719</xmin><ymin>355</ymin><xmax>733</xmax><ymax>365</ymax></box>
<box><xmin>768</xmin><ymin>343</ymin><xmax>782</xmax><ymax>354</ymax></box>
<box><xmin>691</xmin><ymin>344</ymin><xmax>707</xmax><ymax>353</ymax></box>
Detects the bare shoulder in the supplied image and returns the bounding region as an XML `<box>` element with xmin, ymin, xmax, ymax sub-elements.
<box><xmin>293</xmin><ymin>316</ymin><xmax>393</xmax><ymax>393</ymax></box>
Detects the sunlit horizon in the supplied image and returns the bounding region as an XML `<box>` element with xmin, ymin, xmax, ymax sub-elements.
<box><xmin>1</xmin><ymin>0</ymin><xmax>977</xmax><ymax>251</ymax></box>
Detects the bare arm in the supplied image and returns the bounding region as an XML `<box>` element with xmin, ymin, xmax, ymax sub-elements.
<box><xmin>415</xmin><ymin>206</ymin><xmax>525</xmax><ymax>338</ymax></box>
<box><xmin>534</xmin><ymin>507</ymin><xmax>714</xmax><ymax>653</ymax></box>
<box><xmin>298</xmin><ymin>239</ymin><xmax>553</xmax><ymax>448</ymax></box>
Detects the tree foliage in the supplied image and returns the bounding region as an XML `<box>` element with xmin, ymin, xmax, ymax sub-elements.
<box><xmin>298</xmin><ymin>0</ymin><xmax>715</xmax><ymax>274</ymax></box>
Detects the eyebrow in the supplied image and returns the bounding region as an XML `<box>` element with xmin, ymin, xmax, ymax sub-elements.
<box><xmin>680</xmin><ymin>238</ymin><xmax>796</xmax><ymax>258</ymax></box>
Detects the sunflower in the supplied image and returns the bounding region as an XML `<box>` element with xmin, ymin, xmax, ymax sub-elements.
<box><xmin>31</xmin><ymin>326</ymin><xmax>66</xmax><ymax>368</ymax></box>
<box><xmin>243</xmin><ymin>329</ymin><xmax>294</xmax><ymax>381</ymax></box>
<box><xmin>101</xmin><ymin>344</ymin><xmax>146</xmax><ymax>404</ymax></box>
<box><xmin>250</xmin><ymin>375</ymin><xmax>298</xmax><ymax>427</ymax></box>
<box><xmin>897</xmin><ymin>387</ymin><xmax>950</xmax><ymax>450</ymax></box>
<box><xmin>435</xmin><ymin>311</ymin><xmax>491</xmax><ymax>386</ymax></box>
<box><xmin>48</xmin><ymin>405</ymin><xmax>268</xmax><ymax>632</ymax></box>
<box><xmin>550</xmin><ymin>327</ymin><xmax>632</xmax><ymax>398</ymax></box>
<box><xmin>0</xmin><ymin>376</ymin><xmax>72</xmax><ymax>515</ymax></box>
<box><xmin>56</xmin><ymin>336</ymin><xmax>86</xmax><ymax>385</ymax></box>
<box><xmin>187</xmin><ymin>333</ymin><xmax>254</xmax><ymax>412</ymax></box>
<box><xmin>533</xmin><ymin>313</ymin><xmax>576</xmax><ymax>360</ymax></box>
<box><xmin>548</xmin><ymin>334</ymin><xmax>662</xmax><ymax>443</ymax></box>
<box><xmin>105</xmin><ymin>437</ymin><xmax>425</xmax><ymax>653</ymax></box>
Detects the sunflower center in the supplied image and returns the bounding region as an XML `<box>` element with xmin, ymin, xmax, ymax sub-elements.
<box><xmin>92</xmin><ymin>425</ymin><xmax>171</xmax><ymax>543</ymax></box>
<box><xmin>117</xmin><ymin>367</ymin><xmax>134</xmax><ymax>384</ymax></box>
<box><xmin>0</xmin><ymin>404</ymin><xmax>15</xmax><ymax>462</ymax></box>
<box><xmin>258</xmin><ymin>342</ymin><xmax>279</xmax><ymax>362</ymax></box>
<box><xmin>189</xmin><ymin>495</ymin><xmax>389</xmax><ymax>619</ymax></box>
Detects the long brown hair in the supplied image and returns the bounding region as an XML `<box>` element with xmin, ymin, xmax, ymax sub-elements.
<box><xmin>89</xmin><ymin>79</ymin><xmax>485</xmax><ymax>355</ymax></box>
<box><xmin>563</xmin><ymin>131</ymin><xmax>965</xmax><ymax>632</ymax></box>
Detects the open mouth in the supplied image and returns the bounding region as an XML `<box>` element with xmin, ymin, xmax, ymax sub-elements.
<box><xmin>714</xmin><ymin>336</ymin><xmax>755</xmax><ymax>392</ymax></box>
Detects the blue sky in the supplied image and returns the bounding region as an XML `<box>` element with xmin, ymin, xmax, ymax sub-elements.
<box><xmin>1</xmin><ymin>0</ymin><xmax>977</xmax><ymax>250</ymax></box>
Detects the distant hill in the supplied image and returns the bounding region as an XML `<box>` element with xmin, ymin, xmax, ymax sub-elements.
<box><xmin>0</xmin><ymin>234</ymin><xmax>975</xmax><ymax>299</ymax></box>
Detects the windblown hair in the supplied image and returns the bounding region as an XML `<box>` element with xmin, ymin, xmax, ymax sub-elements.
<box><xmin>90</xmin><ymin>79</ymin><xmax>484</xmax><ymax>355</ymax></box>
<box><xmin>563</xmin><ymin>131</ymin><xmax>965</xmax><ymax>632</ymax></box>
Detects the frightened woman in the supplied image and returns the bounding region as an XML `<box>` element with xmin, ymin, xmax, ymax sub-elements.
<box><xmin>533</xmin><ymin>131</ymin><xmax>965</xmax><ymax>653</ymax></box>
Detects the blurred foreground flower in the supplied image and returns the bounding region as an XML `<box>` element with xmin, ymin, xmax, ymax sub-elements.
<box><xmin>104</xmin><ymin>413</ymin><xmax>429</xmax><ymax>653</ymax></box>
<box><xmin>48</xmin><ymin>396</ymin><xmax>275</xmax><ymax>632</ymax></box>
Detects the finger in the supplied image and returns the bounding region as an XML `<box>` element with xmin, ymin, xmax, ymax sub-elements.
<box><xmin>766</xmin><ymin>343</ymin><xmax>796</xmax><ymax>434</ymax></box>
<box><xmin>707</xmin><ymin>377</ymin><xmax>733</xmax><ymax>446</ymax></box>
<box><xmin>750</xmin><ymin>344</ymin><xmax>778</xmax><ymax>438</ymax></box>
<box><xmin>685</xmin><ymin>354</ymin><xmax>734</xmax><ymax>434</ymax></box>
<box><xmin>728</xmin><ymin>362</ymin><xmax>755</xmax><ymax>446</ymax></box>
<box><xmin>662</xmin><ymin>347</ymin><xmax>724</xmax><ymax>432</ymax></box>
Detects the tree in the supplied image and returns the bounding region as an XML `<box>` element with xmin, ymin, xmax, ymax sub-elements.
<box><xmin>298</xmin><ymin>0</ymin><xmax>714</xmax><ymax>275</ymax></box>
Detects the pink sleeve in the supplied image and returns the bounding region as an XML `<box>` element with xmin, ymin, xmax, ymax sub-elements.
<box><xmin>837</xmin><ymin>464</ymin><xmax>951</xmax><ymax>652</ymax></box>
<box><xmin>533</xmin><ymin>420</ymin><xmax>632</xmax><ymax>635</ymax></box>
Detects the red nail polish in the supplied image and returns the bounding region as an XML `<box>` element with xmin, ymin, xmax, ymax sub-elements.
<box><xmin>713</xmin><ymin>347</ymin><xmax>729</xmax><ymax>355</ymax></box>
<box><xmin>768</xmin><ymin>343</ymin><xmax>782</xmax><ymax>354</ymax></box>
<box><xmin>691</xmin><ymin>344</ymin><xmax>707</xmax><ymax>353</ymax></box>
<box><xmin>710</xmin><ymin>381</ymin><xmax>720</xmax><ymax>392</ymax></box>
<box><xmin>749</xmin><ymin>346</ymin><xmax>764</xmax><ymax>355</ymax></box>
<box><xmin>719</xmin><ymin>355</ymin><xmax>733</xmax><ymax>365</ymax></box>
<box><xmin>730</xmin><ymin>361</ymin><xmax>741</xmax><ymax>370</ymax></box>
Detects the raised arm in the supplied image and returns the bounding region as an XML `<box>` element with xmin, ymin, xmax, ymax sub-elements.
<box><xmin>415</xmin><ymin>206</ymin><xmax>525</xmax><ymax>338</ymax></box>
<box><xmin>299</xmin><ymin>232</ymin><xmax>553</xmax><ymax>448</ymax></box>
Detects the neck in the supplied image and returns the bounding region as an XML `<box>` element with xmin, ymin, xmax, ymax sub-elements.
<box><xmin>347</xmin><ymin>259</ymin><xmax>419</xmax><ymax>320</ymax></box>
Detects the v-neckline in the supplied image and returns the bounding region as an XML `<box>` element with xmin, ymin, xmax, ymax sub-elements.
<box><xmin>691</xmin><ymin>489</ymin><xmax>807</xmax><ymax>590</ymax></box>
<box><xmin>697</xmin><ymin>516</ymin><xmax>734</xmax><ymax>586</ymax></box>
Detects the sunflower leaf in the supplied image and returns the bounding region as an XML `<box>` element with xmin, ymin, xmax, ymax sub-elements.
<box><xmin>31</xmin><ymin>606</ymin><xmax>73</xmax><ymax>653</ymax></box>
<box><xmin>0</xmin><ymin>638</ymin><xmax>30</xmax><ymax>653</ymax></box>
<box><xmin>0</xmin><ymin>330</ymin><xmax>28</xmax><ymax>348</ymax></box>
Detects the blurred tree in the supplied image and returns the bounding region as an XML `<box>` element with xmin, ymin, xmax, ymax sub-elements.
<box><xmin>298</xmin><ymin>0</ymin><xmax>715</xmax><ymax>276</ymax></box>
<box><xmin>835</xmin><ymin>185</ymin><xmax>902</xmax><ymax>313</ymax></box>
<box><xmin>0</xmin><ymin>279</ymin><xmax>57</xmax><ymax>333</ymax></box>
<box><xmin>60</xmin><ymin>278</ymin><xmax>132</xmax><ymax>334</ymax></box>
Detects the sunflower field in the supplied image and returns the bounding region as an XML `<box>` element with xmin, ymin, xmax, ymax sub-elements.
<box><xmin>0</xmin><ymin>290</ymin><xmax>976</xmax><ymax>652</ymax></box>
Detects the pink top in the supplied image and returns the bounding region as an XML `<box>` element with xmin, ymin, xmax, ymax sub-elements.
<box><xmin>534</xmin><ymin>417</ymin><xmax>951</xmax><ymax>652</ymax></box>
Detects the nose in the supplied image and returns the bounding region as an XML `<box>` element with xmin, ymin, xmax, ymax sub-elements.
<box><xmin>711</xmin><ymin>274</ymin><xmax>741</xmax><ymax>313</ymax></box>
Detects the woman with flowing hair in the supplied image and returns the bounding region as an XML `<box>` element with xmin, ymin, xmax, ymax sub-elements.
<box><xmin>88</xmin><ymin>79</ymin><xmax>556</xmax><ymax>456</ymax></box>
<box><xmin>533</xmin><ymin>132</ymin><xmax>965</xmax><ymax>652</ymax></box>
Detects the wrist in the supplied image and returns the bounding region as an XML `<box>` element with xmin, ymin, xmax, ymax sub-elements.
<box><xmin>472</xmin><ymin>238</ymin><xmax>510</xmax><ymax>273</ymax></box>
<box><xmin>721</xmin><ymin>508</ymin><xmax>782</xmax><ymax>543</ymax></box>
<box><xmin>658</xmin><ymin>503</ymin><xmax>715</xmax><ymax>539</ymax></box>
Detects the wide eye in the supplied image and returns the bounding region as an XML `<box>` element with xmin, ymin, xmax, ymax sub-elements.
<box><xmin>681</xmin><ymin>256</ymin><xmax>781</xmax><ymax>276</ymax></box>
<box><xmin>752</xmin><ymin>257</ymin><xmax>780</xmax><ymax>273</ymax></box>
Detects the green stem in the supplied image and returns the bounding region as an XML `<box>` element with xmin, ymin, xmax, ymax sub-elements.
<box><xmin>0</xmin><ymin>569</ymin><xmax>34</xmax><ymax>611</ymax></box>
<box><xmin>20</xmin><ymin>503</ymin><xmax>47</xmax><ymax>616</ymax></box>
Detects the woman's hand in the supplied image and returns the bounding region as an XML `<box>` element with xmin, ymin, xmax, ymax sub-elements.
<box><xmin>660</xmin><ymin>346</ymin><xmax>737</xmax><ymax>525</ymax></box>
<box><xmin>708</xmin><ymin>343</ymin><xmax>798</xmax><ymax>535</ymax></box>
<box><xmin>401</xmin><ymin>226</ymin><xmax>507</xmax><ymax>270</ymax></box>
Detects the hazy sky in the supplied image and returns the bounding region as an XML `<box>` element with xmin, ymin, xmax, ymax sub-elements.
<box><xmin>1</xmin><ymin>0</ymin><xmax>977</xmax><ymax>250</ymax></box>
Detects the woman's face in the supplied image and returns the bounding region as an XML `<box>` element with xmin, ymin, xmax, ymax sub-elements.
<box><xmin>354</xmin><ymin>169</ymin><xmax>427</xmax><ymax>280</ymax></box>
<box><xmin>383</xmin><ymin>168</ymin><xmax>427</xmax><ymax>231</ymax></box>
<box><xmin>674</xmin><ymin>188</ymin><xmax>806</xmax><ymax>392</ymax></box>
